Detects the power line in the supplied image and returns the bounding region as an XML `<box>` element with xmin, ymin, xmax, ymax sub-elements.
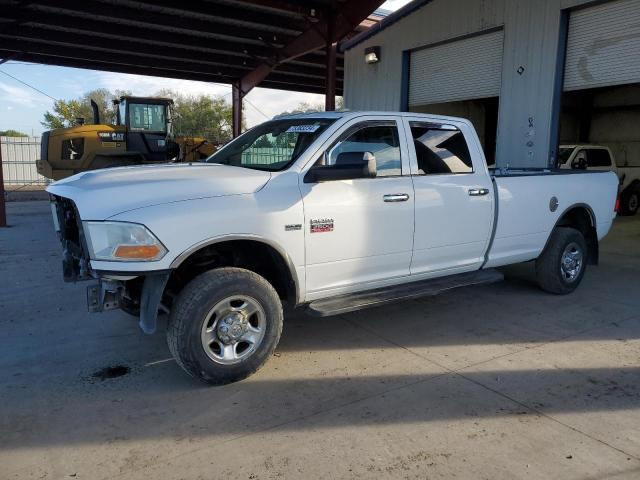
<box><xmin>0</xmin><ymin>69</ymin><xmax>58</xmax><ymax>101</ymax></box>
<box><xmin>244</xmin><ymin>97</ymin><xmax>270</xmax><ymax>120</ymax></box>
<box><xmin>1</xmin><ymin>64</ymin><xmax>267</xmax><ymax>120</ymax></box>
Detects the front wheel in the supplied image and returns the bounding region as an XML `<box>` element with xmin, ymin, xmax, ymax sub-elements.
<box><xmin>167</xmin><ymin>268</ymin><xmax>283</xmax><ymax>385</ymax></box>
<box><xmin>535</xmin><ymin>227</ymin><xmax>588</xmax><ymax>294</ymax></box>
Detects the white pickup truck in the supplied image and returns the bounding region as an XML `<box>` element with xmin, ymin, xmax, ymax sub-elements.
<box><xmin>47</xmin><ymin>112</ymin><xmax>619</xmax><ymax>385</ymax></box>
<box><xmin>558</xmin><ymin>144</ymin><xmax>640</xmax><ymax>215</ymax></box>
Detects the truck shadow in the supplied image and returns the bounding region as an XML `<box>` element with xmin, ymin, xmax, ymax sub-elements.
<box><xmin>1</xmin><ymin>363</ymin><xmax>638</xmax><ymax>451</ymax></box>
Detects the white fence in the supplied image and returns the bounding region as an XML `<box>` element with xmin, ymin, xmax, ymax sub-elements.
<box><xmin>1</xmin><ymin>136</ymin><xmax>50</xmax><ymax>186</ymax></box>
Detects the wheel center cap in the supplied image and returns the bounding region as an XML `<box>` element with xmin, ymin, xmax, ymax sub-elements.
<box><xmin>217</xmin><ymin>312</ymin><xmax>249</xmax><ymax>345</ymax></box>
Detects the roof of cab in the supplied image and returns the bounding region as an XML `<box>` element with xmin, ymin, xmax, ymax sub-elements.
<box><xmin>273</xmin><ymin>110</ymin><xmax>471</xmax><ymax>124</ymax></box>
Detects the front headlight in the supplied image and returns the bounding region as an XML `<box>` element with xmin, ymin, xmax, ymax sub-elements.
<box><xmin>83</xmin><ymin>221</ymin><xmax>167</xmax><ymax>262</ymax></box>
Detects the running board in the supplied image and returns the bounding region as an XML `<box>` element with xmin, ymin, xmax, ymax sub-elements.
<box><xmin>306</xmin><ymin>269</ymin><xmax>504</xmax><ymax>317</ymax></box>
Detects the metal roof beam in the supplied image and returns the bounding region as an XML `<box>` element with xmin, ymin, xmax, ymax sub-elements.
<box><xmin>103</xmin><ymin>0</ymin><xmax>310</xmax><ymax>34</ymax></box>
<box><xmin>0</xmin><ymin>49</ymin><xmax>339</xmax><ymax>96</ymax></box>
<box><xmin>2</xmin><ymin>10</ymin><xmax>275</xmax><ymax>57</ymax></box>
<box><xmin>239</xmin><ymin>0</ymin><xmax>385</xmax><ymax>94</ymax></box>
<box><xmin>0</xmin><ymin>38</ymin><xmax>342</xmax><ymax>86</ymax></box>
<box><xmin>0</xmin><ymin>28</ymin><xmax>338</xmax><ymax>78</ymax></box>
<box><xmin>21</xmin><ymin>0</ymin><xmax>298</xmax><ymax>46</ymax></box>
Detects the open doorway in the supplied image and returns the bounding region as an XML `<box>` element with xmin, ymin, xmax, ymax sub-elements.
<box><xmin>410</xmin><ymin>97</ymin><xmax>500</xmax><ymax>166</ymax></box>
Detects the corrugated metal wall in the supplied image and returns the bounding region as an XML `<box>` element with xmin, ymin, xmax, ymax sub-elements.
<box><xmin>343</xmin><ymin>0</ymin><xmax>597</xmax><ymax>169</ymax></box>
<box><xmin>344</xmin><ymin>0</ymin><xmax>507</xmax><ymax>113</ymax></box>
<box><xmin>1</xmin><ymin>136</ymin><xmax>49</xmax><ymax>186</ymax></box>
<box><xmin>409</xmin><ymin>29</ymin><xmax>505</xmax><ymax>106</ymax></box>
<box><xmin>564</xmin><ymin>0</ymin><xmax>640</xmax><ymax>91</ymax></box>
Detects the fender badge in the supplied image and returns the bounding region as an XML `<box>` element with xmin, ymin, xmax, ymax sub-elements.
<box><xmin>285</xmin><ymin>224</ymin><xmax>302</xmax><ymax>231</ymax></box>
<box><xmin>310</xmin><ymin>218</ymin><xmax>334</xmax><ymax>233</ymax></box>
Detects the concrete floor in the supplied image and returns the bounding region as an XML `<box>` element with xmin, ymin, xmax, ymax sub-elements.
<box><xmin>1</xmin><ymin>201</ymin><xmax>639</xmax><ymax>480</ymax></box>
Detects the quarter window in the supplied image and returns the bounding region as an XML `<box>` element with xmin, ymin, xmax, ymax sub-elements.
<box><xmin>410</xmin><ymin>123</ymin><xmax>473</xmax><ymax>175</ymax></box>
<box><xmin>587</xmin><ymin>149</ymin><xmax>612</xmax><ymax>168</ymax></box>
<box><xmin>325</xmin><ymin>122</ymin><xmax>402</xmax><ymax>177</ymax></box>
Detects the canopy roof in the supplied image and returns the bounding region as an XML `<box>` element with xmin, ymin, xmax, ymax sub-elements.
<box><xmin>0</xmin><ymin>0</ymin><xmax>389</xmax><ymax>95</ymax></box>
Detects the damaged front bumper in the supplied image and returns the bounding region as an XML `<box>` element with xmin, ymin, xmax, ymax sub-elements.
<box><xmin>87</xmin><ymin>272</ymin><xmax>170</xmax><ymax>334</ymax></box>
<box><xmin>50</xmin><ymin>195</ymin><xmax>171</xmax><ymax>334</ymax></box>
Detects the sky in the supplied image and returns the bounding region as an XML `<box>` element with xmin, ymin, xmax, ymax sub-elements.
<box><xmin>0</xmin><ymin>0</ymin><xmax>412</xmax><ymax>136</ymax></box>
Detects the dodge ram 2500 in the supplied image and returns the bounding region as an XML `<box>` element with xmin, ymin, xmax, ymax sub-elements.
<box><xmin>47</xmin><ymin>111</ymin><xmax>619</xmax><ymax>385</ymax></box>
<box><xmin>558</xmin><ymin>144</ymin><xmax>640</xmax><ymax>216</ymax></box>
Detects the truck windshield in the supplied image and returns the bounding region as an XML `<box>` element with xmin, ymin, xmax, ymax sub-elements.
<box><xmin>128</xmin><ymin>103</ymin><xmax>167</xmax><ymax>133</ymax></box>
<box><xmin>206</xmin><ymin>118</ymin><xmax>336</xmax><ymax>171</ymax></box>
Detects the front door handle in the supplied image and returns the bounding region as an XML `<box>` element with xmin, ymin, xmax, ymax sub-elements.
<box><xmin>468</xmin><ymin>188</ymin><xmax>490</xmax><ymax>196</ymax></box>
<box><xmin>383</xmin><ymin>193</ymin><xmax>410</xmax><ymax>202</ymax></box>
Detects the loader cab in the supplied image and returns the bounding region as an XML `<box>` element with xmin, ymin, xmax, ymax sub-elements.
<box><xmin>114</xmin><ymin>96</ymin><xmax>177</xmax><ymax>161</ymax></box>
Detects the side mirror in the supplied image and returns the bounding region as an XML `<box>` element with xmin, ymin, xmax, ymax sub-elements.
<box><xmin>571</xmin><ymin>157</ymin><xmax>587</xmax><ymax>170</ymax></box>
<box><xmin>305</xmin><ymin>151</ymin><xmax>377</xmax><ymax>183</ymax></box>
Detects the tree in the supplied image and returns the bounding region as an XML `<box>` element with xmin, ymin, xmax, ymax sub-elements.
<box><xmin>41</xmin><ymin>89</ymin><xmax>131</xmax><ymax>129</ymax></box>
<box><xmin>0</xmin><ymin>129</ymin><xmax>28</xmax><ymax>137</ymax></box>
<box><xmin>278</xmin><ymin>97</ymin><xmax>345</xmax><ymax>116</ymax></box>
<box><xmin>157</xmin><ymin>89</ymin><xmax>236</xmax><ymax>144</ymax></box>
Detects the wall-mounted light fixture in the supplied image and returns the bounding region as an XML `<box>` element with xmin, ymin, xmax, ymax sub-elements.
<box><xmin>365</xmin><ymin>46</ymin><xmax>381</xmax><ymax>64</ymax></box>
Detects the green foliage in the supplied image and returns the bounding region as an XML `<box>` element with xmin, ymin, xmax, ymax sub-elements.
<box><xmin>254</xmin><ymin>135</ymin><xmax>275</xmax><ymax>148</ymax></box>
<box><xmin>157</xmin><ymin>89</ymin><xmax>236</xmax><ymax>144</ymax></box>
<box><xmin>0</xmin><ymin>129</ymin><xmax>28</xmax><ymax>137</ymax></box>
<box><xmin>278</xmin><ymin>97</ymin><xmax>345</xmax><ymax>116</ymax></box>
<box><xmin>41</xmin><ymin>88</ymin><xmax>236</xmax><ymax>144</ymax></box>
<box><xmin>41</xmin><ymin>89</ymin><xmax>131</xmax><ymax>130</ymax></box>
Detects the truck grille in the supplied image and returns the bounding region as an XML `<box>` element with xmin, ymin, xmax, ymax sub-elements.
<box><xmin>51</xmin><ymin>195</ymin><xmax>91</xmax><ymax>282</ymax></box>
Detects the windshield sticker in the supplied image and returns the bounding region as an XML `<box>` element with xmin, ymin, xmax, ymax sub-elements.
<box><xmin>286</xmin><ymin>125</ymin><xmax>320</xmax><ymax>134</ymax></box>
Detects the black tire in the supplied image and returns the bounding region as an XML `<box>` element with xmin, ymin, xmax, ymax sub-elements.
<box><xmin>167</xmin><ymin>267</ymin><xmax>283</xmax><ymax>385</ymax></box>
<box><xmin>619</xmin><ymin>188</ymin><xmax>639</xmax><ymax>216</ymax></box>
<box><xmin>535</xmin><ymin>227</ymin><xmax>588</xmax><ymax>295</ymax></box>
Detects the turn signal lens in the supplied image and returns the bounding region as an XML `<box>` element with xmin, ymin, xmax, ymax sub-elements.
<box><xmin>615</xmin><ymin>196</ymin><xmax>620</xmax><ymax>213</ymax></box>
<box><xmin>114</xmin><ymin>244</ymin><xmax>162</xmax><ymax>260</ymax></box>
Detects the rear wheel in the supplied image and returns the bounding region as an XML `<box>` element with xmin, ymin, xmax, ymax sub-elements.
<box><xmin>167</xmin><ymin>267</ymin><xmax>283</xmax><ymax>385</ymax></box>
<box><xmin>619</xmin><ymin>188</ymin><xmax>639</xmax><ymax>216</ymax></box>
<box><xmin>535</xmin><ymin>227</ymin><xmax>588</xmax><ymax>294</ymax></box>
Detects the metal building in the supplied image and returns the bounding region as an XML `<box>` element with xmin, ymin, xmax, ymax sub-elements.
<box><xmin>341</xmin><ymin>0</ymin><xmax>640</xmax><ymax>170</ymax></box>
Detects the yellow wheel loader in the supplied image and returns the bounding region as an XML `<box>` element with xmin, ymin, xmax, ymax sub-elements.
<box><xmin>36</xmin><ymin>96</ymin><xmax>217</xmax><ymax>181</ymax></box>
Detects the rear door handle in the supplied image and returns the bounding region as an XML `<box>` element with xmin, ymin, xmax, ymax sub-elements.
<box><xmin>383</xmin><ymin>193</ymin><xmax>410</xmax><ymax>202</ymax></box>
<box><xmin>468</xmin><ymin>188</ymin><xmax>490</xmax><ymax>196</ymax></box>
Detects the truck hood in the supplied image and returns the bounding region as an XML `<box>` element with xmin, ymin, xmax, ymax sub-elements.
<box><xmin>46</xmin><ymin>163</ymin><xmax>271</xmax><ymax>219</ymax></box>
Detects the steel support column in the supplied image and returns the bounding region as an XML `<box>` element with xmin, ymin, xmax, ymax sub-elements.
<box><xmin>232</xmin><ymin>82</ymin><xmax>243</xmax><ymax>138</ymax></box>
<box><xmin>325</xmin><ymin>15</ymin><xmax>337</xmax><ymax>112</ymax></box>
<box><xmin>0</xmin><ymin>137</ymin><xmax>6</xmax><ymax>227</ymax></box>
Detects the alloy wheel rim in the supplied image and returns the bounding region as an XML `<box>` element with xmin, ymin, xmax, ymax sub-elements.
<box><xmin>560</xmin><ymin>242</ymin><xmax>583</xmax><ymax>283</ymax></box>
<box><xmin>200</xmin><ymin>295</ymin><xmax>266</xmax><ymax>365</ymax></box>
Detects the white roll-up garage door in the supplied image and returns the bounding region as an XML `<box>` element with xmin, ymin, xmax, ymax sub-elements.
<box><xmin>408</xmin><ymin>29</ymin><xmax>504</xmax><ymax>107</ymax></box>
<box><xmin>564</xmin><ymin>0</ymin><xmax>640</xmax><ymax>91</ymax></box>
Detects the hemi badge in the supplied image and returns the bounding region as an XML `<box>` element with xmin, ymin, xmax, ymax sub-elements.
<box><xmin>285</xmin><ymin>224</ymin><xmax>302</xmax><ymax>231</ymax></box>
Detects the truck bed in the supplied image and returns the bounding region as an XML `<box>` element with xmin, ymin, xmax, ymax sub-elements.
<box><xmin>485</xmin><ymin>169</ymin><xmax>618</xmax><ymax>269</ymax></box>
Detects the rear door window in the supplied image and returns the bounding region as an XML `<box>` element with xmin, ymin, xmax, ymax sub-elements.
<box><xmin>587</xmin><ymin>149</ymin><xmax>612</xmax><ymax>168</ymax></box>
<box><xmin>409</xmin><ymin>123</ymin><xmax>473</xmax><ymax>175</ymax></box>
